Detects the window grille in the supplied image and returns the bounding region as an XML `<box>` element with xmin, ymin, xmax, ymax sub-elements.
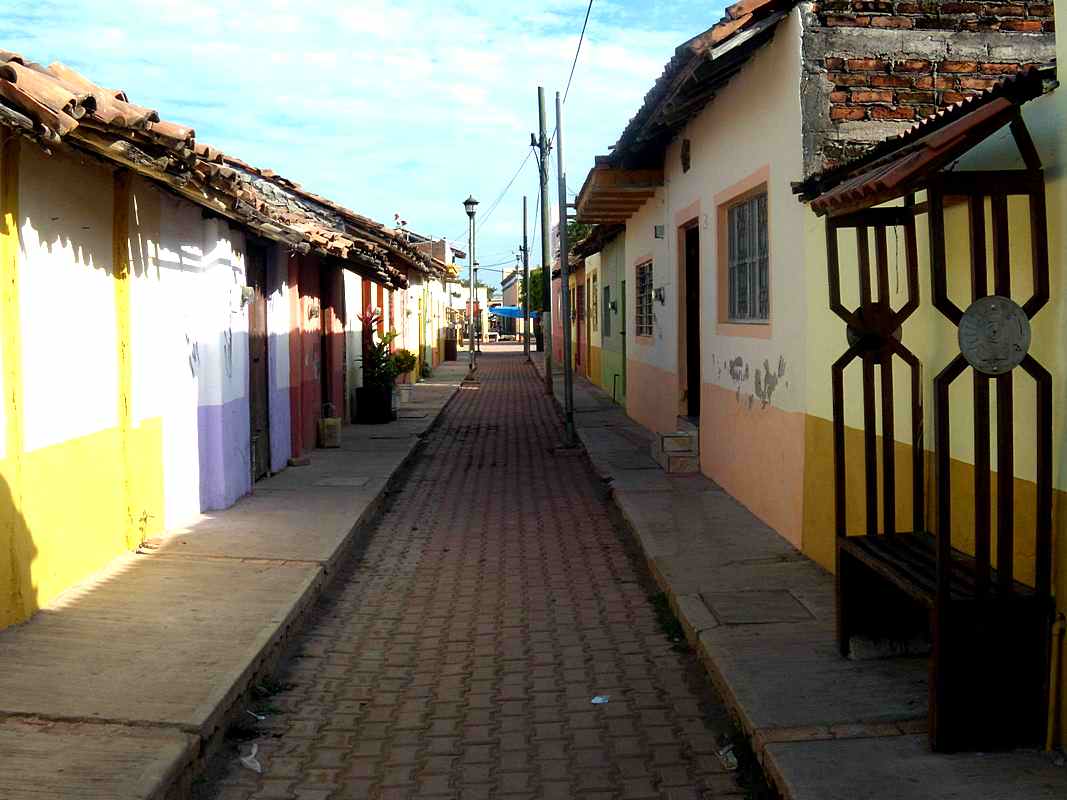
<box><xmin>591</xmin><ymin>275</ymin><xmax>599</xmax><ymax>331</ymax></box>
<box><xmin>728</xmin><ymin>192</ymin><xmax>769</xmax><ymax>322</ymax></box>
<box><xmin>602</xmin><ymin>285</ymin><xmax>611</xmax><ymax>338</ymax></box>
<box><xmin>636</xmin><ymin>261</ymin><xmax>653</xmax><ymax>337</ymax></box>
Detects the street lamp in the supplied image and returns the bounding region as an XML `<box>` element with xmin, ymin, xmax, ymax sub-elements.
<box><xmin>464</xmin><ymin>195</ymin><xmax>478</xmax><ymax>370</ymax></box>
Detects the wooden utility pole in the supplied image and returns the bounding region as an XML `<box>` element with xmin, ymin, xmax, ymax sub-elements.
<box><xmin>555</xmin><ymin>91</ymin><xmax>575</xmax><ymax>445</ymax></box>
<box><xmin>522</xmin><ymin>195</ymin><xmax>531</xmax><ymax>362</ymax></box>
<box><xmin>535</xmin><ymin>87</ymin><xmax>554</xmax><ymax>396</ymax></box>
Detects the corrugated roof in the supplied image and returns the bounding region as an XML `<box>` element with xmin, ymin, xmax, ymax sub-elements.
<box><xmin>0</xmin><ymin>50</ymin><xmax>434</xmax><ymax>287</ymax></box>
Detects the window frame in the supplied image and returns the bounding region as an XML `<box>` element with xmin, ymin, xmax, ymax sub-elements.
<box><xmin>725</xmin><ymin>191</ymin><xmax>769</xmax><ymax>324</ymax></box>
<box><xmin>715</xmin><ymin>168</ymin><xmax>772</xmax><ymax>339</ymax></box>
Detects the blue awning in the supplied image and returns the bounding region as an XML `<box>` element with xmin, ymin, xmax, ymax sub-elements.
<box><xmin>489</xmin><ymin>305</ymin><xmax>540</xmax><ymax>319</ymax></box>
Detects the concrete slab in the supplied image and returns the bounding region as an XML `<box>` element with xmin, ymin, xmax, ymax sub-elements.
<box><xmin>765</xmin><ymin>735</ymin><xmax>1067</xmax><ymax>800</ymax></box>
<box><xmin>0</xmin><ymin>361</ymin><xmax>465</xmax><ymax>800</ymax></box>
<box><xmin>0</xmin><ymin>554</ymin><xmax>322</xmax><ymax>736</ymax></box>
<box><xmin>0</xmin><ymin>718</ymin><xmax>196</xmax><ymax>800</ymax></box>
<box><xmin>157</xmin><ymin>510</ymin><xmax>363</xmax><ymax>564</ymax></box>
<box><xmin>699</xmin><ymin>621</ymin><xmax>928</xmax><ymax>732</ymax></box>
<box><xmin>703</xmin><ymin>590</ymin><xmax>815</xmax><ymax>624</ymax></box>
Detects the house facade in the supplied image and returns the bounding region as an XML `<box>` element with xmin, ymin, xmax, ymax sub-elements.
<box><xmin>571</xmin><ymin>0</ymin><xmax>1054</xmax><ymax>550</ymax></box>
<box><xmin>565</xmin><ymin>0</ymin><xmax>1062</xmax><ymax>746</ymax></box>
<box><xmin>0</xmin><ymin>52</ymin><xmax>447</xmax><ymax>629</ymax></box>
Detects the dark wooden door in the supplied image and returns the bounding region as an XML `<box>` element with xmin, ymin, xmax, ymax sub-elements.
<box><xmin>620</xmin><ymin>279</ymin><xmax>627</xmax><ymax>399</ymax></box>
<box><xmin>247</xmin><ymin>247</ymin><xmax>270</xmax><ymax>481</ymax></box>
<box><xmin>685</xmin><ymin>225</ymin><xmax>701</xmax><ymax>418</ymax></box>
<box><xmin>575</xmin><ymin>285</ymin><xmax>584</xmax><ymax>369</ymax></box>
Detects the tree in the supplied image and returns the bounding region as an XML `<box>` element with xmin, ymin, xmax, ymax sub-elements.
<box><xmin>519</xmin><ymin>267</ymin><xmax>546</xmax><ymax>312</ymax></box>
<box><xmin>567</xmin><ymin>220</ymin><xmax>593</xmax><ymax>247</ymax></box>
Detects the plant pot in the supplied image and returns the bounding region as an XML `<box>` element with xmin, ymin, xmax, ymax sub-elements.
<box><xmin>355</xmin><ymin>385</ymin><xmax>395</xmax><ymax>424</ymax></box>
<box><xmin>397</xmin><ymin>384</ymin><xmax>414</xmax><ymax>404</ymax></box>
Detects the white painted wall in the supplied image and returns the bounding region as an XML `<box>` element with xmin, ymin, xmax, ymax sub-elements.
<box><xmin>152</xmin><ymin>191</ymin><xmax>208</xmax><ymax>525</ymax></box>
<box><xmin>342</xmin><ymin>270</ymin><xmax>364</xmax><ymax>415</ymax></box>
<box><xmin>18</xmin><ymin>147</ymin><xmax>118</xmax><ymax>453</ymax></box>
<box><xmin>668</xmin><ymin>9</ymin><xmax>807</xmax><ymax>415</ymax></box>
<box><xmin>622</xmin><ymin>9</ymin><xmax>808</xmax><ymax>415</ymax></box>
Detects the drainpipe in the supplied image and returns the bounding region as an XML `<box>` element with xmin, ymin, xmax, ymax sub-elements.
<box><xmin>1047</xmin><ymin>613</ymin><xmax>1066</xmax><ymax>752</ymax></box>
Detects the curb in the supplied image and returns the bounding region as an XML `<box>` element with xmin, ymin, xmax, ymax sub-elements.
<box><xmin>152</xmin><ymin>375</ymin><xmax>465</xmax><ymax>799</ymax></box>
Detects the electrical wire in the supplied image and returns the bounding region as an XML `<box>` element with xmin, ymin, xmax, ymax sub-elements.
<box><xmin>450</xmin><ymin>2</ymin><xmax>591</xmax><ymax>253</ymax></box>
<box><xmin>563</xmin><ymin>0</ymin><xmax>594</xmax><ymax>105</ymax></box>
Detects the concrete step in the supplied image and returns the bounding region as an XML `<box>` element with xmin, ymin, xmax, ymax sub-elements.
<box><xmin>651</xmin><ymin>432</ymin><xmax>700</xmax><ymax>474</ymax></box>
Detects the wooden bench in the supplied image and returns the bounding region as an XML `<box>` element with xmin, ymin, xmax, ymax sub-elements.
<box><xmin>838</xmin><ymin>532</ymin><xmax>1051</xmax><ymax>752</ymax></box>
<box><xmin>824</xmin><ymin>177</ymin><xmax>1054</xmax><ymax>752</ymax></box>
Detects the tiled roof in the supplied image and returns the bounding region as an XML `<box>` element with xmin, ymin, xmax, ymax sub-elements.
<box><xmin>795</xmin><ymin>65</ymin><xmax>1056</xmax><ymax>213</ymax></box>
<box><xmin>0</xmin><ymin>50</ymin><xmax>432</xmax><ymax>286</ymax></box>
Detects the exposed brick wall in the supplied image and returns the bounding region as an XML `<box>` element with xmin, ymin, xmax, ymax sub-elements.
<box><xmin>824</xmin><ymin>55</ymin><xmax>1042</xmax><ymax>124</ymax></box>
<box><xmin>815</xmin><ymin>1</ymin><xmax>1054</xmax><ymax>32</ymax></box>
<box><xmin>799</xmin><ymin>2</ymin><xmax>1056</xmax><ymax>174</ymax></box>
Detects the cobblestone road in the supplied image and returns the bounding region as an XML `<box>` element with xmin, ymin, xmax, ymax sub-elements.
<box><xmin>199</xmin><ymin>353</ymin><xmax>751</xmax><ymax>800</ymax></box>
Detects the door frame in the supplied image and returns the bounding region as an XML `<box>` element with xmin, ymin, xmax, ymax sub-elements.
<box><xmin>246</xmin><ymin>242</ymin><xmax>271</xmax><ymax>481</ymax></box>
<box><xmin>679</xmin><ymin>219</ymin><xmax>701</xmax><ymax>420</ymax></box>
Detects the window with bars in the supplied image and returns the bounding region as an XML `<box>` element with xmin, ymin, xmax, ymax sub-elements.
<box><xmin>727</xmin><ymin>192</ymin><xmax>769</xmax><ymax>322</ymax></box>
<box><xmin>635</xmin><ymin>261</ymin><xmax>653</xmax><ymax>337</ymax></box>
<box><xmin>591</xmin><ymin>275</ymin><xmax>599</xmax><ymax>331</ymax></box>
<box><xmin>602</xmin><ymin>285</ymin><xmax>611</xmax><ymax>338</ymax></box>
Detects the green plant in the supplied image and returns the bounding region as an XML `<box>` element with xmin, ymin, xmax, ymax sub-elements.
<box><xmin>392</xmin><ymin>348</ymin><xmax>417</xmax><ymax>376</ymax></box>
<box><xmin>358</xmin><ymin>308</ymin><xmax>399</xmax><ymax>387</ymax></box>
<box><xmin>419</xmin><ymin>361</ymin><xmax>432</xmax><ymax>378</ymax></box>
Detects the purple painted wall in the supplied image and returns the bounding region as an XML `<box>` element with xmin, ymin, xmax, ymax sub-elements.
<box><xmin>198</xmin><ymin>396</ymin><xmax>252</xmax><ymax>511</ymax></box>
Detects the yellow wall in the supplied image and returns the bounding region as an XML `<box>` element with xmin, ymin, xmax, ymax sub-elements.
<box><xmin>799</xmin><ymin>88</ymin><xmax>1067</xmax><ymax>743</ymax></box>
<box><xmin>0</xmin><ymin>139</ymin><xmax>163</xmax><ymax>628</ymax></box>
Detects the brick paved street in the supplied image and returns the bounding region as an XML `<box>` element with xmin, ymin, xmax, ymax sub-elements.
<box><xmin>197</xmin><ymin>352</ymin><xmax>755</xmax><ymax>800</ymax></box>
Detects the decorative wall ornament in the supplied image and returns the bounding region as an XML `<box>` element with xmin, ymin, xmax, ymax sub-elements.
<box><xmin>958</xmin><ymin>295</ymin><xmax>1031</xmax><ymax>375</ymax></box>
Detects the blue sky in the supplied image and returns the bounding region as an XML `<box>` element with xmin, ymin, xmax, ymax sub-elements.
<box><xmin>0</xmin><ymin>0</ymin><xmax>725</xmax><ymax>290</ymax></box>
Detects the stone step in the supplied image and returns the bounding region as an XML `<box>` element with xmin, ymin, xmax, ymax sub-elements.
<box><xmin>652</xmin><ymin>447</ymin><xmax>700</xmax><ymax>474</ymax></box>
<box><xmin>651</xmin><ymin>433</ymin><xmax>700</xmax><ymax>473</ymax></box>
<box><xmin>660</xmin><ymin>431</ymin><xmax>699</xmax><ymax>454</ymax></box>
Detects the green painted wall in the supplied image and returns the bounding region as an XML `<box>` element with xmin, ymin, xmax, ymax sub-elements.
<box><xmin>597</xmin><ymin>235</ymin><xmax>625</xmax><ymax>404</ymax></box>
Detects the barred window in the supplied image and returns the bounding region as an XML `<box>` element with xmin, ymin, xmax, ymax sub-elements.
<box><xmin>635</xmin><ymin>261</ymin><xmax>653</xmax><ymax>337</ymax></box>
<box><xmin>728</xmin><ymin>192</ymin><xmax>769</xmax><ymax>322</ymax></box>
<box><xmin>591</xmin><ymin>275</ymin><xmax>598</xmax><ymax>331</ymax></box>
<box><xmin>602</xmin><ymin>285</ymin><xmax>611</xmax><ymax>338</ymax></box>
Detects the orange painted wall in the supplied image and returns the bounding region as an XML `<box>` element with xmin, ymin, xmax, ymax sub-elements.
<box><xmin>700</xmin><ymin>382</ymin><xmax>806</xmax><ymax>549</ymax></box>
<box><xmin>626</xmin><ymin>358</ymin><xmax>678</xmax><ymax>435</ymax></box>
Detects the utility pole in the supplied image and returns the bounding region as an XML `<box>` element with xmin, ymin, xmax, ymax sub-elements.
<box><xmin>522</xmin><ymin>195</ymin><xmax>530</xmax><ymax>361</ymax></box>
<box><xmin>534</xmin><ymin>87</ymin><xmax>554</xmax><ymax>396</ymax></box>
<box><xmin>555</xmin><ymin>91</ymin><xmax>576</xmax><ymax>445</ymax></box>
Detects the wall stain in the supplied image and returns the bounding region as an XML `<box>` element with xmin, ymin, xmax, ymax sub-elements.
<box><xmin>723</xmin><ymin>353</ymin><xmax>788</xmax><ymax>410</ymax></box>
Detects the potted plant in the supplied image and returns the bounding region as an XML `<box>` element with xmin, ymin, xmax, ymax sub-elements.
<box><xmin>356</xmin><ymin>308</ymin><xmax>399</xmax><ymax>424</ymax></box>
<box><xmin>392</xmin><ymin>348</ymin><xmax>417</xmax><ymax>403</ymax></box>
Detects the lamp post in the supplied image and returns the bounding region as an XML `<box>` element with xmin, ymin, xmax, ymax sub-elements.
<box><xmin>464</xmin><ymin>195</ymin><xmax>478</xmax><ymax>371</ymax></box>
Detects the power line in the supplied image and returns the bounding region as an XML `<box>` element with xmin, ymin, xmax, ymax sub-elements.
<box><xmin>563</xmin><ymin>0</ymin><xmax>594</xmax><ymax>105</ymax></box>
<box><xmin>450</xmin><ymin>148</ymin><xmax>535</xmax><ymax>242</ymax></box>
<box><xmin>449</xmin><ymin>2</ymin><xmax>591</xmax><ymax>250</ymax></box>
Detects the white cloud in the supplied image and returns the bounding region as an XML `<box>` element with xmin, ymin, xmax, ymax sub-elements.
<box><xmin>0</xmin><ymin>0</ymin><xmax>726</xmax><ymax>283</ymax></box>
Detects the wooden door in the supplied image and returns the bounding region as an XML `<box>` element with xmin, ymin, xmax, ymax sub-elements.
<box><xmin>620</xmin><ymin>279</ymin><xmax>627</xmax><ymax>399</ymax></box>
<box><xmin>247</xmin><ymin>246</ymin><xmax>270</xmax><ymax>481</ymax></box>
<box><xmin>684</xmin><ymin>226</ymin><xmax>701</xmax><ymax>418</ymax></box>
<box><xmin>575</xmin><ymin>284</ymin><xmax>584</xmax><ymax>370</ymax></box>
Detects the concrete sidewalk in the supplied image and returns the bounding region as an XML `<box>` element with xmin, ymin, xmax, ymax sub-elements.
<box><xmin>0</xmin><ymin>362</ymin><xmax>467</xmax><ymax>800</ymax></box>
<box><xmin>534</xmin><ymin>355</ymin><xmax>1067</xmax><ymax>800</ymax></box>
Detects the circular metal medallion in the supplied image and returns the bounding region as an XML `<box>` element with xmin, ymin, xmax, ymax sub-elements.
<box><xmin>958</xmin><ymin>295</ymin><xmax>1031</xmax><ymax>375</ymax></box>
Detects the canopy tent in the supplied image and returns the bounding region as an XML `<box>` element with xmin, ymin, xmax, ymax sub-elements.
<box><xmin>489</xmin><ymin>306</ymin><xmax>540</xmax><ymax>319</ymax></box>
